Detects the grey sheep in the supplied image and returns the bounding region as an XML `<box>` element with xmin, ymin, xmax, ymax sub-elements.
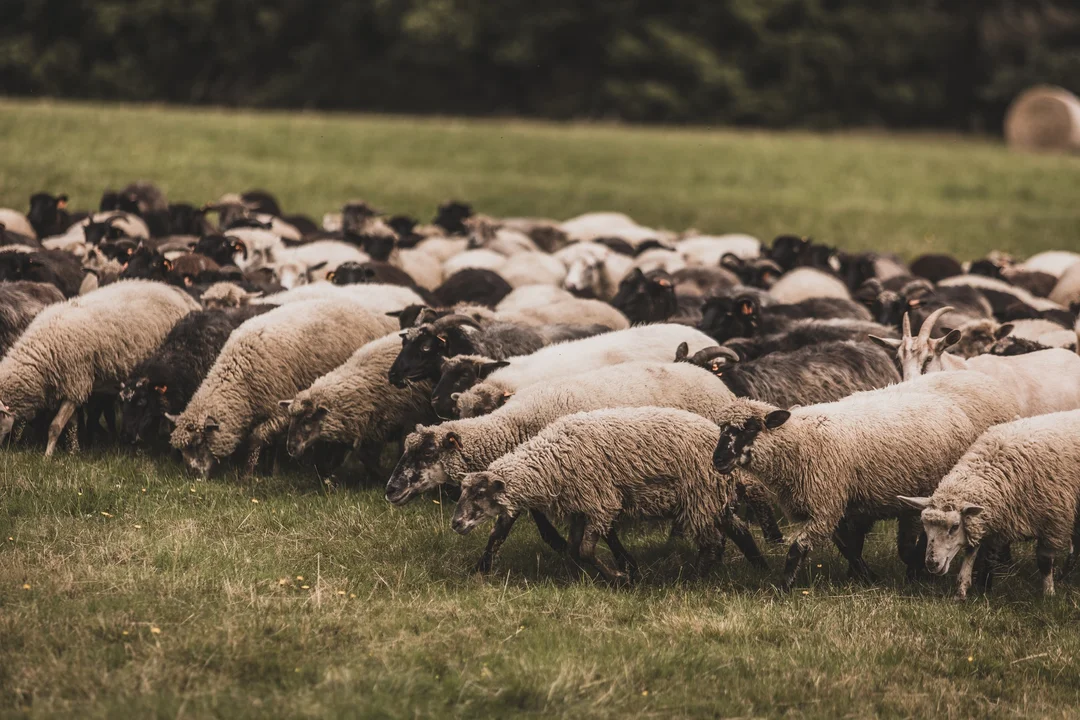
<box><xmin>452</xmin><ymin>407</ymin><xmax>767</xmax><ymax>584</ymax></box>
<box><xmin>169</xmin><ymin>298</ymin><xmax>397</xmax><ymax>477</ymax></box>
<box><xmin>0</xmin><ymin>280</ymin><xmax>199</xmax><ymax>455</ymax></box>
<box><xmin>0</xmin><ymin>281</ymin><xmax>65</xmax><ymax>357</ymax></box>
<box><xmin>900</xmin><ymin>410</ymin><xmax>1080</xmax><ymax>598</ymax></box>
<box><xmin>711</xmin><ymin>370</ymin><xmax>1021</xmax><ymax>589</ymax></box>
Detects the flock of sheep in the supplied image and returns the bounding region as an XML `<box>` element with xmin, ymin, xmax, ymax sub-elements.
<box><xmin>3</xmin><ymin>183</ymin><xmax>1080</xmax><ymax>599</ymax></box>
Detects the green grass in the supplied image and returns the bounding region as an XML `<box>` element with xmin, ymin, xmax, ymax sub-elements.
<box><xmin>2</xmin><ymin>100</ymin><xmax>1080</xmax><ymax>718</ymax></box>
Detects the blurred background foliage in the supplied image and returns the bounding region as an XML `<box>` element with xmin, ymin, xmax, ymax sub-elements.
<box><xmin>1</xmin><ymin>0</ymin><xmax>1078</xmax><ymax>130</ymax></box>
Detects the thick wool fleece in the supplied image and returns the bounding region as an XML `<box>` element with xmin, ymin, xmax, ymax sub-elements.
<box><xmin>716</xmin><ymin>370</ymin><xmax>1020</xmax><ymax>551</ymax></box>
<box><xmin>0</xmin><ymin>281</ymin><xmax>64</xmax><ymax>356</ymax></box>
<box><xmin>489</xmin><ymin>407</ymin><xmax>738</xmax><ymax>547</ymax></box>
<box><xmin>502</xmin><ymin>298</ymin><xmax>629</xmax><ymax>331</ymax></box>
<box><xmin>171</xmin><ymin>299</ymin><xmax>397</xmax><ymax>459</ymax></box>
<box><xmin>257</xmin><ymin>282</ymin><xmax>423</xmax><ymax>315</ymax></box>
<box><xmin>928</xmin><ymin>410</ymin><xmax>1080</xmax><ymax>552</ymax></box>
<box><xmin>457</xmin><ymin>323</ymin><xmax>716</xmax><ymax>417</ymax></box>
<box><xmin>0</xmin><ymin>279</ymin><xmax>198</xmax><ymax>418</ymax></box>
<box><xmin>291</xmin><ymin>333</ymin><xmax>435</xmax><ymax>447</ymax></box>
<box><xmin>955</xmin><ymin>350</ymin><xmax>1080</xmax><ymax>418</ymax></box>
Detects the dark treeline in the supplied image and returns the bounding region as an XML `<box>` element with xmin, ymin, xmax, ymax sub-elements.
<box><xmin>1</xmin><ymin>0</ymin><xmax>1077</xmax><ymax>130</ymax></box>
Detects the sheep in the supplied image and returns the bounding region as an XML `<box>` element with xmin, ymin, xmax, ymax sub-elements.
<box><xmin>389</xmin><ymin>360</ymin><xmax>783</xmax><ymax>568</ymax></box>
<box><xmin>193</xmin><ymin>234</ymin><xmax>247</xmax><ymax>267</ymax></box>
<box><xmin>721</xmin><ymin>318</ymin><xmax>897</xmax><ymax>362</ymax></box>
<box><xmin>415</xmin><ymin>236</ymin><xmax>468</xmax><ymax>263</ymax></box>
<box><xmin>768</xmin><ymin>267</ymin><xmax>850</xmax><ymax>304</ymax></box>
<box><xmin>26</xmin><ymin>193</ymin><xmax>72</xmax><ymax>239</ymax></box>
<box><xmin>497</xmin><ymin>252</ymin><xmax>567</xmax><ymax>288</ymax></box>
<box><xmin>442</xmin><ymin>248</ymin><xmax>506</xmax><ymax>277</ymax></box>
<box><xmin>270</xmin><ymin>240</ymin><xmax>370</xmax><ymax>287</ymax></box>
<box><xmin>909</xmin><ymin>253</ymin><xmax>962</xmax><ymax>283</ymax></box>
<box><xmin>671</xmin><ymin>266</ymin><xmax>740</xmax><ymax>298</ymax></box>
<box><xmin>496</xmin><ymin>285</ymin><xmax>574</xmax><ymax>312</ymax></box>
<box><xmin>559</xmin><ymin>212</ymin><xmax>666</xmax><ymax>247</ymax></box>
<box><xmin>120</xmin><ymin>305</ymin><xmax>272</xmax><ymax>448</ymax></box>
<box><xmin>676</xmin><ymin>340</ymin><xmax>900</xmax><ymax>409</ymax></box>
<box><xmin>899</xmin><ymin>410</ymin><xmax>1080</xmax><ymax>598</ymax></box>
<box><xmin>0</xmin><ymin>280</ymin><xmax>199</xmax><ymax>455</ymax></box>
<box><xmin>719</xmin><ymin>255</ymin><xmax>784</xmax><ymax>289</ymax></box>
<box><xmin>555</xmin><ymin>242</ymin><xmax>634</xmax><ymax>301</ymax></box>
<box><xmin>256</xmin><ymin>282</ymin><xmax>423</xmax><ymax>315</ymax></box>
<box><xmin>433</xmin><ymin>201</ymin><xmax>473</xmax><ymax>235</ymax></box>
<box><xmin>455</xmin><ymin>323</ymin><xmax>718</xmax><ymax>417</ymax></box>
<box><xmin>0</xmin><ymin>281</ymin><xmax>65</xmax><ymax>356</ymax></box>
<box><xmin>451</xmin><ymin>407</ymin><xmax>767</xmax><ymax>583</ymax></box>
<box><xmin>634</xmin><ymin>247</ymin><xmax>686</xmax><ymax>274</ymax></box>
<box><xmin>1049</xmin><ymin>261</ymin><xmax>1080</xmax><ymax>307</ymax></box>
<box><xmin>0</xmin><ymin>209</ymin><xmax>37</xmax><ymax>240</ymax></box>
<box><xmin>938</xmin><ymin>274</ymin><xmax>1063</xmax><ymax>317</ymax></box>
<box><xmin>1021</xmin><ymin>251</ymin><xmax>1080</xmax><ymax>279</ymax></box>
<box><xmin>677</xmin><ymin>234</ymin><xmax>761</xmax><ymax>265</ymax></box>
<box><xmin>0</xmin><ymin>249</ymin><xmax>84</xmax><ymax>298</ymax></box>
<box><xmin>698</xmin><ymin>293</ymin><xmax>870</xmax><ymax>344</ymax></box>
<box><xmin>432</xmin><ymin>269</ymin><xmax>513</xmax><ymax>308</ymax></box>
<box><xmin>502</xmin><ymin>298</ymin><xmax>629</xmax><ymax>331</ymax></box>
<box><xmin>871</xmin><ymin>307</ymin><xmax>1080</xmax><ymax>417</ymax></box>
<box><xmin>465</xmin><ymin>216</ymin><xmax>539</xmax><ymax>256</ymax></box>
<box><xmin>169</xmin><ymin>299</ymin><xmax>398</xmax><ymax>477</ymax></box>
<box><xmin>711</xmin><ymin>370</ymin><xmax>1020</xmax><ymax>589</ymax></box>
<box><xmin>199</xmin><ymin>282</ymin><xmax>262</xmax><ymax>309</ymax></box>
<box><xmin>283</xmin><ymin>333</ymin><xmax>437</xmax><ymax>478</ymax></box>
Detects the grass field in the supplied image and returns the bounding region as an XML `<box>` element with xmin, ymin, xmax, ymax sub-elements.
<box><xmin>2</xmin><ymin>100</ymin><xmax>1080</xmax><ymax>718</ymax></box>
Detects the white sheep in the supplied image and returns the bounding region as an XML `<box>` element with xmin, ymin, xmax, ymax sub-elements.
<box><xmin>255</xmin><ymin>282</ymin><xmax>423</xmax><ymax>315</ymax></box>
<box><xmin>0</xmin><ymin>209</ymin><xmax>37</xmax><ymax>239</ymax></box>
<box><xmin>442</xmin><ymin>249</ymin><xmax>506</xmax><ymax>277</ymax></box>
<box><xmin>456</xmin><ymin>323</ymin><xmax>718</xmax><ymax>417</ymax></box>
<box><xmin>1021</xmin><ymin>251</ymin><xmax>1080</xmax><ymax>279</ymax></box>
<box><xmin>676</xmin><ymin>234</ymin><xmax>761</xmax><ymax>265</ymax></box>
<box><xmin>0</xmin><ymin>280</ymin><xmax>198</xmax><ymax>455</ymax></box>
<box><xmin>555</xmin><ymin>242</ymin><xmax>634</xmax><ymax>301</ymax></box>
<box><xmin>270</xmin><ymin>240</ymin><xmax>369</xmax><ymax>287</ymax></box>
<box><xmin>169</xmin><ymin>298</ymin><xmax>397</xmax><ymax>477</ymax></box>
<box><xmin>496</xmin><ymin>285</ymin><xmax>575</xmax><ymax>312</ymax></box>
<box><xmin>497</xmin><ymin>252</ymin><xmax>567</xmax><ymax>288</ymax></box>
<box><xmin>900</xmin><ymin>410</ymin><xmax>1080</xmax><ymax>598</ymax></box>
<box><xmin>767</xmin><ymin>267</ymin><xmax>850</xmax><ymax>303</ymax></box>
<box><xmin>711</xmin><ymin>370</ymin><xmax>1021</xmax><ymax>589</ymax></box>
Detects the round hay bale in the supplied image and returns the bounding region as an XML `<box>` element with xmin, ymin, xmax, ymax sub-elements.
<box><xmin>1004</xmin><ymin>85</ymin><xmax>1080</xmax><ymax>153</ymax></box>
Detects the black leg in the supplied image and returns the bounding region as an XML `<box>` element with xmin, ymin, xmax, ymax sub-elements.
<box><xmin>473</xmin><ymin>512</ymin><xmax>519</xmax><ymax>574</ymax></box>
<box><xmin>531</xmin><ymin>510</ymin><xmax>568</xmax><ymax>554</ymax></box>
<box><xmin>721</xmin><ymin>511</ymin><xmax>768</xmax><ymax>570</ymax></box>
<box><xmin>832</xmin><ymin>517</ymin><xmax>875</xmax><ymax>582</ymax></box>
<box><xmin>781</xmin><ymin>539</ymin><xmax>809</xmax><ymax>591</ymax></box>
<box><xmin>738</xmin><ymin>481</ymin><xmax>784</xmax><ymax>544</ymax></box>
<box><xmin>897</xmin><ymin>512</ymin><xmax>926</xmax><ymax>580</ymax></box>
<box><xmin>604</xmin><ymin>527</ymin><xmax>639</xmax><ymax>581</ymax></box>
<box><xmin>1036</xmin><ymin>542</ymin><xmax>1056</xmax><ymax>597</ymax></box>
<box><xmin>578</xmin><ymin>524</ymin><xmax>630</xmax><ymax>586</ymax></box>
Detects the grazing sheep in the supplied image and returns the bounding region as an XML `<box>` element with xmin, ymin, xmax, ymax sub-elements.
<box><xmin>900</xmin><ymin>410</ymin><xmax>1080</xmax><ymax>598</ymax></box>
<box><xmin>711</xmin><ymin>370</ymin><xmax>1020</xmax><ymax>589</ymax></box>
<box><xmin>169</xmin><ymin>299</ymin><xmax>397</xmax><ymax>477</ymax></box>
<box><xmin>452</xmin><ymin>407</ymin><xmax>767</xmax><ymax>583</ymax></box>
<box><xmin>676</xmin><ymin>340</ymin><xmax>899</xmax><ymax>408</ymax></box>
<box><xmin>432</xmin><ymin>269</ymin><xmax>513</xmax><ymax>308</ymax></box>
<box><xmin>455</xmin><ymin>324</ymin><xmax>717</xmax><ymax>417</ymax></box>
<box><xmin>119</xmin><ymin>305</ymin><xmax>273</xmax><ymax>448</ymax></box>
<box><xmin>283</xmin><ymin>333</ymin><xmax>437</xmax><ymax>478</ymax></box>
<box><xmin>768</xmin><ymin>268</ymin><xmax>850</xmax><ymax>304</ymax></box>
<box><xmin>0</xmin><ymin>280</ymin><xmax>199</xmax><ymax>455</ymax></box>
<box><xmin>0</xmin><ymin>281</ymin><xmax>65</xmax><ymax>356</ymax></box>
<box><xmin>872</xmin><ymin>307</ymin><xmax>1080</xmax><ymax>417</ymax></box>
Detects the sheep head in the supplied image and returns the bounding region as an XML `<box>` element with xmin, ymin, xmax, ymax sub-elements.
<box><xmin>452</xmin><ymin>471</ymin><xmax>507</xmax><ymax>535</ymax></box>
<box><xmin>431</xmin><ymin>356</ymin><xmax>507</xmax><ymax>421</ymax></box>
<box><xmin>712</xmin><ymin>401</ymin><xmax>789</xmax><ymax>474</ymax></box>
<box><xmin>869</xmin><ymin>306</ymin><xmax>961</xmax><ymax>380</ymax></box>
<box><xmin>899</xmin><ymin>495</ymin><xmax>983</xmax><ymax>577</ymax></box>
<box><xmin>384</xmin><ymin>427</ymin><xmax>460</xmax><ymax>505</ymax></box>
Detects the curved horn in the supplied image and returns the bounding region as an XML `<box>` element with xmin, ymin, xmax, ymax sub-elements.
<box><xmin>918</xmin><ymin>306</ymin><xmax>955</xmax><ymax>343</ymax></box>
<box><xmin>715</xmin><ymin>346</ymin><xmax>741</xmax><ymax>362</ymax></box>
<box><xmin>902</xmin><ymin>312</ymin><xmax>912</xmax><ymax>339</ymax></box>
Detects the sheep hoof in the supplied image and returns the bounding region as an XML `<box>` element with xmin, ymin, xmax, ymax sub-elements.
<box><xmin>471</xmin><ymin>557</ymin><xmax>494</xmax><ymax>575</ymax></box>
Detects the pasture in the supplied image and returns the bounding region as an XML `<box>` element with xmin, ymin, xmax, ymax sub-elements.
<box><xmin>2</xmin><ymin>100</ymin><xmax>1080</xmax><ymax>718</ymax></box>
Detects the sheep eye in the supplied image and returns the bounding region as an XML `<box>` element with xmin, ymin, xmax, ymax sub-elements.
<box><xmin>949</xmin><ymin>523</ymin><xmax>960</xmax><ymax>534</ymax></box>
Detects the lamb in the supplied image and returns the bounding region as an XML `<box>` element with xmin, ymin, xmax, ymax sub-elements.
<box><xmin>899</xmin><ymin>410</ymin><xmax>1080</xmax><ymax>598</ymax></box>
<box><xmin>283</xmin><ymin>333</ymin><xmax>437</xmax><ymax>477</ymax></box>
<box><xmin>871</xmin><ymin>307</ymin><xmax>1080</xmax><ymax>417</ymax></box>
<box><xmin>711</xmin><ymin>370</ymin><xmax>1021</xmax><ymax>589</ymax></box>
<box><xmin>0</xmin><ymin>280</ymin><xmax>199</xmax><ymax>455</ymax></box>
<box><xmin>388</xmin><ymin>360</ymin><xmax>783</xmax><ymax>571</ymax></box>
<box><xmin>169</xmin><ymin>299</ymin><xmax>398</xmax><ymax>477</ymax></box>
<box><xmin>256</xmin><ymin>282</ymin><xmax>423</xmax><ymax>315</ymax></box>
<box><xmin>0</xmin><ymin>281</ymin><xmax>65</xmax><ymax>356</ymax></box>
<box><xmin>451</xmin><ymin>407</ymin><xmax>767</xmax><ymax>584</ymax></box>
<box><xmin>767</xmin><ymin>267</ymin><xmax>850</xmax><ymax>303</ymax></box>
<box><xmin>119</xmin><ymin>305</ymin><xmax>273</xmax><ymax>448</ymax></box>
<box><xmin>455</xmin><ymin>323</ymin><xmax>718</xmax><ymax>417</ymax></box>
<box><xmin>676</xmin><ymin>340</ymin><xmax>899</xmax><ymax>409</ymax></box>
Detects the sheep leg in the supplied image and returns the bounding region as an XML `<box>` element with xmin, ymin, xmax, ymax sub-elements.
<box><xmin>604</xmin><ymin>527</ymin><xmax>639</xmax><ymax>580</ymax></box>
<box><xmin>243</xmin><ymin>441</ymin><xmax>263</xmax><ymax>478</ymax></box>
<box><xmin>1036</xmin><ymin>541</ymin><xmax>1055</xmax><ymax>597</ymax></box>
<box><xmin>781</xmin><ymin>539</ymin><xmax>811</xmax><ymax>592</ymax></box>
<box><xmin>473</xmin><ymin>512</ymin><xmax>519</xmax><ymax>574</ymax></box>
<box><xmin>695</xmin><ymin>542</ymin><xmax>722</xmax><ymax>577</ymax></box>
<box><xmin>530</xmin><ymin>511</ymin><xmax>568</xmax><ymax>554</ymax></box>
<box><xmin>667</xmin><ymin>519</ymin><xmax>685</xmax><ymax>544</ymax></box>
<box><xmin>64</xmin><ymin>420</ymin><xmax>80</xmax><ymax>454</ymax></box>
<box><xmin>738</xmin><ymin>481</ymin><xmax>784</xmax><ymax>544</ymax></box>
<box><xmin>897</xmin><ymin>513</ymin><xmax>927</xmax><ymax>580</ymax></box>
<box><xmin>832</xmin><ymin>517</ymin><xmax>875</xmax><ymax>582</ymax></box>
<box><xmin>721</xmin><ymin>511</ymin><xmax>769</xmax><ymax>570</ymax></box>
<box><xmin>45</xmin><ymin>400</ymin><xmax>78</xmax><ymax>457</ymax></box>
<box><xmin>955</xmin><ymin>547</ymin><xmax>979</xmax><ymax>600</ymax></box>
<box><xmin>440</xmin><ymin>484</ymin><xmax>462</xmax><ymax>503</ymax></box>
<box><xmin>577</xmin><ymin>523</ymin><xmax>630</xmax><ymax>586</ymax></box>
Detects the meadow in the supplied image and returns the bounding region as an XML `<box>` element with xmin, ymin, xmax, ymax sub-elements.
<box><xmin>2</xmin><ymin>100</ymin><xmax>1080</xmax><ymax>718</ymax></box>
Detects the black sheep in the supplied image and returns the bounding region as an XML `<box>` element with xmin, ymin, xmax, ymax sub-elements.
<box><xmin>611</xmin><ymin>268</ymin><xmax>677</xmax><ymax>325</ymax></box>
<box><xmin>432</xmin><ymin>268</ymin><xmax>512</xmax><ymax>308</ymax></box>
<box><xmin>329</xmin><ymin>261</ymin><xmax>436</xmax><ymax>304</ymax></box>
<box><xmin>194</xmin><ymin>234</ymin><xmax>247</xmax><ymax>267</ymax></box>
<box><xmin>119</xmin><ymin>305</ymin><xmax>273</xmax><ymax>448</ymax></box>
<box><xmin>433</xmin><ymin>201</ymin><xmax>473</xmax><ymax>235</ymax></box>
<box><xmin>909</xmin><ymin>253</ymin><xmax>962</xmax><ymax>283</ymax></box>
<box><xmin>0</xmin><ymin>249</ymin><xmax>84</xmax><ymax>297</ymax></box>
<box><xmin>27</xmin><ymin>193</ymin><xmax>72</xmax><ymax>238</ymax></box>
<box><xmin>0</xmin><ymin>281</ymin><xmax>65</xmax><ymax>356</ymax></box>
<box><xmin>698</xmin><ymin>293</ymin><xmax>869</xmax><ymax>344</ymax></box>
<box><xmin>723</xmin><ymin>319</ymin><xmax>898</xmax><ymax>361</ymax></box>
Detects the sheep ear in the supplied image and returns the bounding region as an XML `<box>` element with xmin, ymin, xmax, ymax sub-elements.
<box><xmin>477</xmin><ymin>361</ymin><xmax>509</xmax><ymax>379</ymax></box>
<box><xmin>720</xmin><ymin>253</ymin><xmax>743</xmax><ymax>271</ymax></box>
<box><xmin>444</xmin><ymin>432</ymin><xmax>463</xmax><ymax>452</ymax></box>
<box><xmin>737</xmin><ymin>298</ymin><xmax>756</xmax><ymax>316</ymax></box>
<box><xmin>764</xmin><ymin>410</ymin><xmax>790</xmax><ymax>430</ymax></box>
<box><xmin>278</xmin><ymin>400</ymin><xmax>293</xmax><ymax>409</ymax></box>
<box><xmin>961</xmin><ymin>503</ymin><xmax>984</xmax><ymax>517</ymax></box>
<box><xmin>897</xmin><ymin>495</ymin><xmax>931</xmax><ymax>511</ymax></box>
<box><xmin>674</xmin><ymin>342</ymin><xmax>689</xmax><ymax>362</ymax></box>
<box><xmin>994</xmin><ymin>323</ymin><xmax>1014</xmax><ymax>341</ymax></box>
<box><xmin>163</xmin><ymin>413</ymin><xmax>180</xmax><ymax>425</ymax></box>
<box><xmin>868</xmin><ymin>335</ymin><xmax>901</xmax><ymax>351</ymax></box>
<box><xmin>940</xmin><ymin>330</ymin><xmax>961</xmax><ymax>350</ymax></box>
<box><xmin>326</xmin><ymin>271</ymin><xmax>336</xmax><ymax>282</ymax></box>
<box><xmin>450</xmin><ymin>392</ymin><xmax>461</xmax><ymax>401</ymax></box>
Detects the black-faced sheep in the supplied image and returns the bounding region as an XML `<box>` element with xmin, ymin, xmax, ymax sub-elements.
<box><xmin>452</xmin><ymin>407</ymin><xmax>767</xmax><ymax>584</ymax></box>
<box><xmin>169</xmin><ymin>299</ymin><xmax>397</xmax><ymax>477</ymax></box>
<box><xmin>119</xmin><ymin>305</ymin><xmax>273</xmax><ymax>448</ymax></box>
<box><xmin>0</xmin><ymin>280</ymin><xmax>199</xmax><ymax>455</ymax></box>
<box><xmin>698</xmin><ymin>294</ymin><xmax>869</xmax><ymax>344</ymax></box>
<box><xmin>711</xmin><ymin>370</ymin><xmax>1021</xmax><ymax>589</ymax></box>
<box><xmin>721</xmin><ymin>318</ymin><xmax>897</xmax><ymax>362</ymax></box>
<box><xmin>900</xmin><ymin>410</ymin><xmax>1080</xmax><ymax>598</ymax></box>
<box><xmin>0</xmin><ymin>249</ymin><xmax>84</xmax><ymax>298</ymax></box>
